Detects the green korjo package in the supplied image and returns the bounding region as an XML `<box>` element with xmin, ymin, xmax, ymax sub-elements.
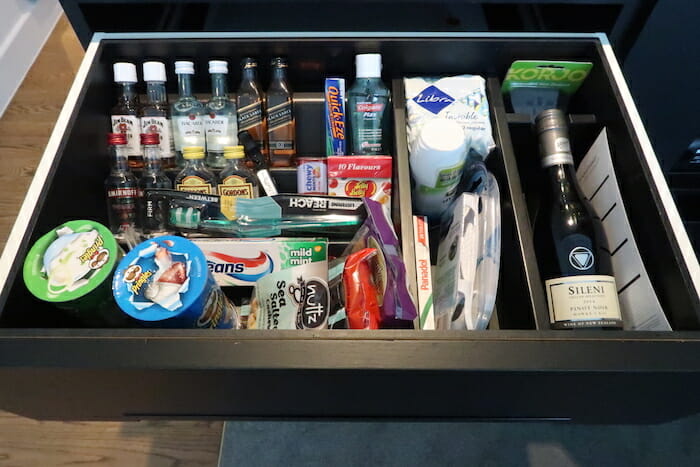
<box><xmin>501</xmin><ymin>60</ymin><xmax>593</xmax><ymax>94</ymax></box>
<box><xmin>501</xmin><ymin>60</ymin><xmax>593</xmax><ymax>117</ymax></box>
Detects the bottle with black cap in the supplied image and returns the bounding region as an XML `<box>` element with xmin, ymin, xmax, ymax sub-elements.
<box><xmin>534</xmin><ymin>108</ymin><xmax>623</xmax><ymax>330</ymax></box>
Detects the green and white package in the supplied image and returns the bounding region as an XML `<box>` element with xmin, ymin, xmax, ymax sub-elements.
<box><xmin>251</xmin><ymin>261</ymin><xmax>330</xmax><ymax>330</ymax></box>
<box><xmin>501</xmin><ymin>60</ymin><xmax>593</xmax><ymax>116</ymax></box>
<box><xmin>192</xmin><ymin>238</ymin><xmax>327</xmax><ymax>287</ymax></box>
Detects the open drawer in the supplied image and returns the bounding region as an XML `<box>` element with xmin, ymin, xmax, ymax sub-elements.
<box><xmin>0</xmin><ymin>32</ymin><xmax>699</xmax><ymax>423</ymax></box>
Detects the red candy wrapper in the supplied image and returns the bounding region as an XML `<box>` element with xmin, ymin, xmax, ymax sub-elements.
<box><xmin>343</xmin><ymin>248</ymin><xmax>381</xmax><ymax>329</ymax></box>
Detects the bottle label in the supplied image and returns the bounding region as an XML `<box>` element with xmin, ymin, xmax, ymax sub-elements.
<box><xmin>205</xmin><ymin>115</ymin><xmax>238</xmax><ymax>151</ymax></box>
<box><xmin>354</xmin><ymin>101</ymin><xmax>386</xmax><ymax>154</ymax></box>
<box><xmin>177</xmin><ymin>176</ymin><xmax>213</xmax><ymax>195</ymax></box>
<box><xmin>237</xmin><ymin>101</ymin><xmax>264</xmax><ymax>132</ymax></box>
<box><xmin>218</xmin><ymin>175</ymin><xmax>255</xmax><ymax>198</ymax></box>
<box><xmin>173</xmin><ymin>115</ymin><xmax>205</xmax><ymax>152</ymax></box>
<box><xmin>140</xmin><ymin>116</ymin><xmax>174</xmax><ymax>158</ymax></box>
<box><xmin>546</xmin><ymin>275</ymin><xmax>623</xmax><ymax>328</ymax></box>
<box><xmin>267</xmin><ymin>101</ymin><xmax>293</xmax><ymax>130</ymax></box>
<box><xmin>555</xmin><ymin>234</ymin><xmax>596</xmax><ymax>275</ymax></box>
<box><xmin>106</xmin><ymin>187</ymin><xmax>138</xmax><ymax>230</ymax></box>
<box><xmin>111</xmin><ymin>115</ymin><xmax>140</xmax><ymax>156</ymax></box>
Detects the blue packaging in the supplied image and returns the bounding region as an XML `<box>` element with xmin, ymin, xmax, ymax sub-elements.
<box><xmin>113</xmin><ymin>236</ymin><xmax>237</xmax><ymax>328</ymax></box>
<box><xmin>325</xmin><ymin>78</ymin><xmax>346</xmax><ymax>156</ymax></box>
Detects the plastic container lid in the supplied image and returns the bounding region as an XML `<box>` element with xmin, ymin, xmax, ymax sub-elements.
<box><xmin>143</xmin><ymin>61</ymin><xmax>167</xmax><ymax>82</ymax></box>
<box><xmin>355</xmin><ymin>54</ymin><xmax>382</xmax><ymax>78</ymax></box>
<box><xmin>410</xmin><ymin>118</ymin><xmax>469</xmax><ymax>187</ymax></box>
<box><xmin>113</xmin><ymin>62</ymin><xmax>137</xmax><ymax>83</ymax></box>
<box><xmin>23</xmin><ymin>220</ymin><xmax>119</xmax><ymax>303</ymax></box>
<box><xmin>182</xmin><ymin>146</ymin><xmax>205</xmax><ymax>159</ymax></box>
<box><xmin>175</xmin><ymin>60</ymin><xmax>195</xmax><ymax>75</ymax></box>
<box><xmin>112</xmin><ymin>235</ymin><xmax>210</xmax><ymax>322</ymax></box>
<box><xmin>209</xmin><ymin>60</ymin><xmax>228</xmax><ymax>74</ymax></box>
<box><xmin>223</xmin><ymin>145</ymin><xmax>245</xmax><ymax>159</ymax></box>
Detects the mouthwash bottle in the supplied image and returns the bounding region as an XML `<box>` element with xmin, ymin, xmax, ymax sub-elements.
<box><xmin>347</xmin><ymin>54</ymin><xmax>391</xmax><ymax>155</ymax></box>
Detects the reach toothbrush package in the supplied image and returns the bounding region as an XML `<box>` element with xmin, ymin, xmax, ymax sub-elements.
<box><xmin>143</xmin><ymin>189</ymin><xmax>367</xmax><ymax>239</ymax></box>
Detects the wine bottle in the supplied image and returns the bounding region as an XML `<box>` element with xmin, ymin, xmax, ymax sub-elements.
<box><xmin>534</xmin><ymin>108</ymin><xmax>623</xmax><ymax>330</ymax></box>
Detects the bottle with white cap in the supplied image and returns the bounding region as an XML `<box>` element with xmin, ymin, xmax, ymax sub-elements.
<box><xmin>205</xmin><ymin>60</ymin><xmax>238</xmax><ymax>169</ymax></box>
<box><xmin>141</xmin><ymin>61</ymin><xmax>175</xmax><ymax>169</ymax></box>
<box><xmin>347</xmin><ymin>53</ymin><xmax>391</xmax><ymax>155</ymax></box>
<box><xmin>110</xmin><ymin>62</ymin><xmax>142</xmax><ymax>167</ymax></box>
<box><xmin>172</xmin><ymin>60</ymin><xmax>206</xmax><ymax>167</ymax></box>
<box><xmin>409</xmin><ymin>118</ymin><xmax>470</xmax><ymax>219</ymax></box>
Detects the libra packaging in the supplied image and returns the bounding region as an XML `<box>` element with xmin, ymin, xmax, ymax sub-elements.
<box><xmin>192</xmin><ymin>238</ymin><xmax>328</xmax><ymax>286</ymax></box>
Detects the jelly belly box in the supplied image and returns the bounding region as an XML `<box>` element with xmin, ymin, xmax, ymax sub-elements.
<box><xmin>327</xmin><ymin>156</ymin><xmax>392</xmax><ymax>213</ymax></box>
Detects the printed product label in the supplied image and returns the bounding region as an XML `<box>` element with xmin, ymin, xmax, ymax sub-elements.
<box><xmin>111</xmin><ymin>115</ymin><xmax>140</xmax><ymax>156</ymax></box>
<box><xmin>177</xmin><ymin>176</ymin><xmax>213</xmax><ymax>194</ymax></box>
<box><xmin>327</xmin><ymin>156</ymin><xmax>392</xmax><ymax>214</ymax></box>
<box><xmin>267</xmin><ymin>101</ymin><xmax>293</xmax><ymax>131</ymax></box>
<box><xmin>45</xmin><ymin>230</ymin><xmax>109</xmax><ymax>297</ymax></box>
<box><xmin>355</xmin><ymin>101</ymin><xmax>385</xmax><ymax>154</ymax></box>
<box><xmin>412</xmin><ymin>85</ymin><xmax>455</xmax><ymax>115</ymax></box>
<box><xmin>218</xmin><ymin>175</ymin><xmax>254</xmax><ymax>198</ymax></box>
<box><xmin>141</xmin><ymin>116</ymin><xmax>174</xmax><ymax>158</ymax></box>
<box><xmin>237</xmin><ymin>101</ymin><xmax>263</xmax><ymax>131</ymax></box>
<box><xmin>197</xmin><ymin>239</ymin><xmax>327</xmax><ymax>287</ymax></box>
<box><xmin>325</xmin><ymin>79</ymin><xmax>346</xmax><ymax>156</ymax></box>
<box><xmin>205</xmin><ymin>114</ymin><xmax>237</xmax><ymax>151</ymax></box>
<box><xmin>546</xmin><ymin>275</ymin><xmax>622</xmax><ymax>328</ymax></box>
<box><xmin>252</xmin><ymin>262</ymin><xmax>330</xmax><ymax>330</ymax></box>
<box><xmin>107</xmin><ymin>187</ymin><xmax>138</xmax><ymax>229</ymax></box>
<box><xmin>297</xmin><ymin>160</ymin><xmax>328</xmax><ymax>194</ymax></box>
<box><xmin>173</xmin><ymin>115</ymin><xmax>205</xmax><ymax>151</ymax></box>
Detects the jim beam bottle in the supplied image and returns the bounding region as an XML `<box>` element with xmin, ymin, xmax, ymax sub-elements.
<box><xmin>141</xmin><ymin>61</ymin><xmax>176</xmax><ymax>169</ymax></box>
<box><xmin>534</xmin><ymin>108</ymin><xmax>623</xmax><ymax>329</ymax></box>
<box><xmin>266</xmin><ymin>57</ymin><xmax>296</xmax><ymax>167</ymax></box>
<box><xmin>110</xmin><ymin>62</ymin><xmax>142</xmax><ymax>168</ymax></box>
<box><xmin>237</xmin><ymin>58</ymin><xmax>267</xmax><ymax>162</ymax></box>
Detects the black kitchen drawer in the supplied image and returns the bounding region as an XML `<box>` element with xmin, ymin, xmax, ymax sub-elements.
<box><xmin>0</xmin><ymin>33</ymin><xmax>698</xmax><ymax>423</ymax></box>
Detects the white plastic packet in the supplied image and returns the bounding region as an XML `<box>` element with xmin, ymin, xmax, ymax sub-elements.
<box><xmin>404</xmin><ymin>75</ymin><xmax>495</xmax><ymax>160</ymax></box>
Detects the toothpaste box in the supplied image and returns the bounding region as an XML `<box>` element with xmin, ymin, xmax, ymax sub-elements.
<box><xmin>192</xmin><ymin>238</ymin><xmax>327</xmax><ymax>287</ymax></box>
<box><xmin>325</xmin><ymin>78</ymin><xmax>346</xmax><ymax>156</ymax></box>
<box><xmin>413</xmin><ymin>215</ymin><xmax>435</xmax><ymax>330</ymax></box>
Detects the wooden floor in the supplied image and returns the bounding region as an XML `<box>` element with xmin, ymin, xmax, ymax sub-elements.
<box><xmin>0</xmin><ymin>16</ymin><xmax>223</xmax><ymax>467</ymax></box>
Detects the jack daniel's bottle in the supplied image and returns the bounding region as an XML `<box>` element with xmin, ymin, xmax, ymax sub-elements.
<box><xmin>534</xmin><ymin>109</ymin><xmax>623</xmax><ymax>330</ymax></box>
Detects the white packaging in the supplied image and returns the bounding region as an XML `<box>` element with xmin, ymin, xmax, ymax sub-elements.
<box><xmin>413</xmin><ymin>215</ymin><xmax>435</xmax><ymax>330</ymax></box>
<box><xmin>404</xmin><ymin>75</ymin><xmax>495</xmax><ymax>160</ymax></box>
<box><xmin>434</xmin><ymin>193</ymin><xmax>480</xmax><ymax>330</ymax></box>
<box><xmin>409</xmin><ymin>118</ymin><xmax>469</xmax><ymax>219</ymax></box>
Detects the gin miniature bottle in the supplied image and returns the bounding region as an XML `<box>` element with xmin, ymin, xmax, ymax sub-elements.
<box><xmin>174</xmin><ymin>146</ymin><xmax>217</xmax><ymax>194</ymax></box>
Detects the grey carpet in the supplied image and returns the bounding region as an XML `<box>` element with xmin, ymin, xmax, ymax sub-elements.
<box><xmin>219</xmin><ymin>414</ymin><xmax>700</xmax><ymax>466</ymax></box>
